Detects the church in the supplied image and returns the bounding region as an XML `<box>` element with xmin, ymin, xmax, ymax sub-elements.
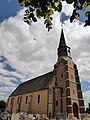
<box><xmin>7</xmin><ymin>29</ymin><xmax>85</xmax><ymax>119</ymax></box>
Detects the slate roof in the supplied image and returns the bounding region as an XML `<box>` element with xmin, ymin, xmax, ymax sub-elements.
<box><xmin>10</xmin><ymin>71</ymin><xmax>54</xmax><ymax>97</ymax></box>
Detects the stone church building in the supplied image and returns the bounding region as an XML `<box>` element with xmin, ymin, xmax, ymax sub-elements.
<box><xmin>7</xmin><ymin>29</ymin><xmax>85</xmax><ymax>119</ymax></box>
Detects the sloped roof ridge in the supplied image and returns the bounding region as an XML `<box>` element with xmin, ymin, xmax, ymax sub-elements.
<box><xmin>22</xmin><ymin>70</ymin><xmax>54</xmax><ymax>84</ymax></box>
<box><xmin>10</xmin><ymin>70</ymin><xmax>54</xmax><ymax>97</ymax></box>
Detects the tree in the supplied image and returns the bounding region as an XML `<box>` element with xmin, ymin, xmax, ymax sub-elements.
<box><xmin>85</xmin><ymin>107</ymin><xmax>90</xmax><ymax>114</ymax></box>
<box><xmin>18</xmin><ymin>0</ymin><xmax>90</xmax><ymax>31</ymax></box>
<box><xmin>0</xmin><ymin>100</ymin><xmax>6</xmax><ymax>112</ymax></box>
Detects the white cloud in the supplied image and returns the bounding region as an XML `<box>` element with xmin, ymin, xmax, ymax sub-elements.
<box><xmin>0</xmin><ymin>9</ymin><xmax>61</xmax><ymax>80</ymax></box>
<box><xmin>64</xmin><ymin>21</ymin><xmax>90</xmax><ymax>82</ymax></box>
<box><xmin>0</xmin><ymin>9</ymin><xmax>61</xmax><ymax>101</ymax></box>
<box><xmin>83</xmin><ymin>91</ymin><xmax>90</xmax><ymax>108</ymax></box>
<box><xmin>0</xmin><ymin>5</ymin><xmax>90</xmax><ymax>108</ymax></box>
<box><xmin>62</xmin><ymin>1</ymin><xmax>73</xmax><ymax>16</ymax></box>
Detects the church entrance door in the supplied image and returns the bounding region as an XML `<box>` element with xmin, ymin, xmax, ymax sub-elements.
<box><xmin>73</xmin><ymin>102</ymin><xmax>79</xmax><ymax>119</ymax></box>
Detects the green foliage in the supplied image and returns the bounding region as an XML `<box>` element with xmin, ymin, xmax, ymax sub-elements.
<box><xmin>66</xmin><ymin>0</ymin><xmax>74</xmax><ymax>4</ymax></box>
<box><xmin>84</xmin><ymin>11</ymin><xmax>90</xmax><ymax>26</ymax></box>
<box><xmin>0</xmin><ymin>100</ymin><xmax>6</xmax><ymax>112</ymax></box>
<box><xmin>18</xmin><ymin>0</ymin><xmax>62</xmax><ymax>31</ymax></box>
<box><xmin>18</xmin><ymin>0</ymin><xmax>90</xmax><ymax>31</ymax></box>
<box><xmin>85</xmin><ymin>107</ymin><xmax>90</xmax><ymax>114</ymax></box>
<box><xmin>71</xmin><ymin>0</ymin><xmax>90</xmax><ymax>27</ymax></box>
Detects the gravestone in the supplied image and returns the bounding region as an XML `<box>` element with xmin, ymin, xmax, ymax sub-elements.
<box><xmin>73</xmin><ymin>117</ymin><xmax>78</xmax><ymax>120</ymax></box>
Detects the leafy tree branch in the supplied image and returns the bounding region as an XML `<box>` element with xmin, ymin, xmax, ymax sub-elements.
<box><xmin>0</xmin><ymin>100</ymin><xmax>6</xmax><ymax>112</ymax></box>
<box><xmin>18</xmin><ymin>0</ymin><xmax>90</xmax><ymax>31</ymax></box>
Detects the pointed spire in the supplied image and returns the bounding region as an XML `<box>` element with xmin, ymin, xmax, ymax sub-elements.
<box><xmin>59</xmin><ymin>29</ymin><xmax>66</xmax><ymax>47</ymax></box>
<box><xmin>57</xmin><ymin>28</ymin><xmax>71</xmax><ymax>57</ymax></box>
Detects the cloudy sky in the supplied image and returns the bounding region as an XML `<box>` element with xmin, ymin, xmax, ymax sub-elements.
<box><xmin>0</xmin><ymin>0</ymin><xmax>90</xmax><ymax>108</ymax></box>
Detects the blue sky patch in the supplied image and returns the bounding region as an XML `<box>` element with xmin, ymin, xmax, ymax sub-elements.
<box><xmin>0</xmin><ymin>56</ymin><xmax>16</xmax><ymax>72</ymax></box>
<box><xmin>60</xmin><ymin>12</ymin><xmax>70</xmax><ymax>23</ymax></box>
<box><xmin>0</xmin><ymin>74</ymin><xmax>21</xmax><ymax>87</ymax></box>
<box><xmin>81</xmin><ymin>81</ymin><xmax>90</xmax><ymax>92</ymax></box>
<box><xmin>11</xmin><ymin>79</ymin><xmax>21</xmax><ymax>85</ymax></box>
<box><xmin>3</xmin><ymin>63</ymin><xmax>16</xmax><ymax>72</ymax></box>
<box><xmin>0</xmin><ymin>0</ymin><xmax>22</xmax><ymax>22</ymax></box>
<box><xmin>0</xmin><ymin>56</ymin><xmax>7</xmax><ymax>62</ymax></box>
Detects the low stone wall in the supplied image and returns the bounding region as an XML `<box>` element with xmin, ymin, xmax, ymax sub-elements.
<box><xmin>83</xmin><ymin>116</ymin><xmax>90</xmax><ymax>120</ymax></box>
<box><xmin>11</xmin><ymin>113</ymin><xmax>20</xmax><ymax>120</ymax></box>
<box><xmin>10</xmin><ymin>113</ymin><xmax>90</xmax><ymax>120</ymax></box>
<box><xmin>11</xmin><ymin>113</ymin><xmax>33</xmax><ymax>120</ymax></box>
<box><xmin>11</xmin><ymin>113</ymin><xmax>48</xmax><ymax>120</ymax></box>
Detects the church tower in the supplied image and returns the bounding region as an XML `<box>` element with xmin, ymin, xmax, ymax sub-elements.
<box><xmin>54</xmin><ymin>29</ymin><xmax>85</xmax><ymax>119</ymax></box>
